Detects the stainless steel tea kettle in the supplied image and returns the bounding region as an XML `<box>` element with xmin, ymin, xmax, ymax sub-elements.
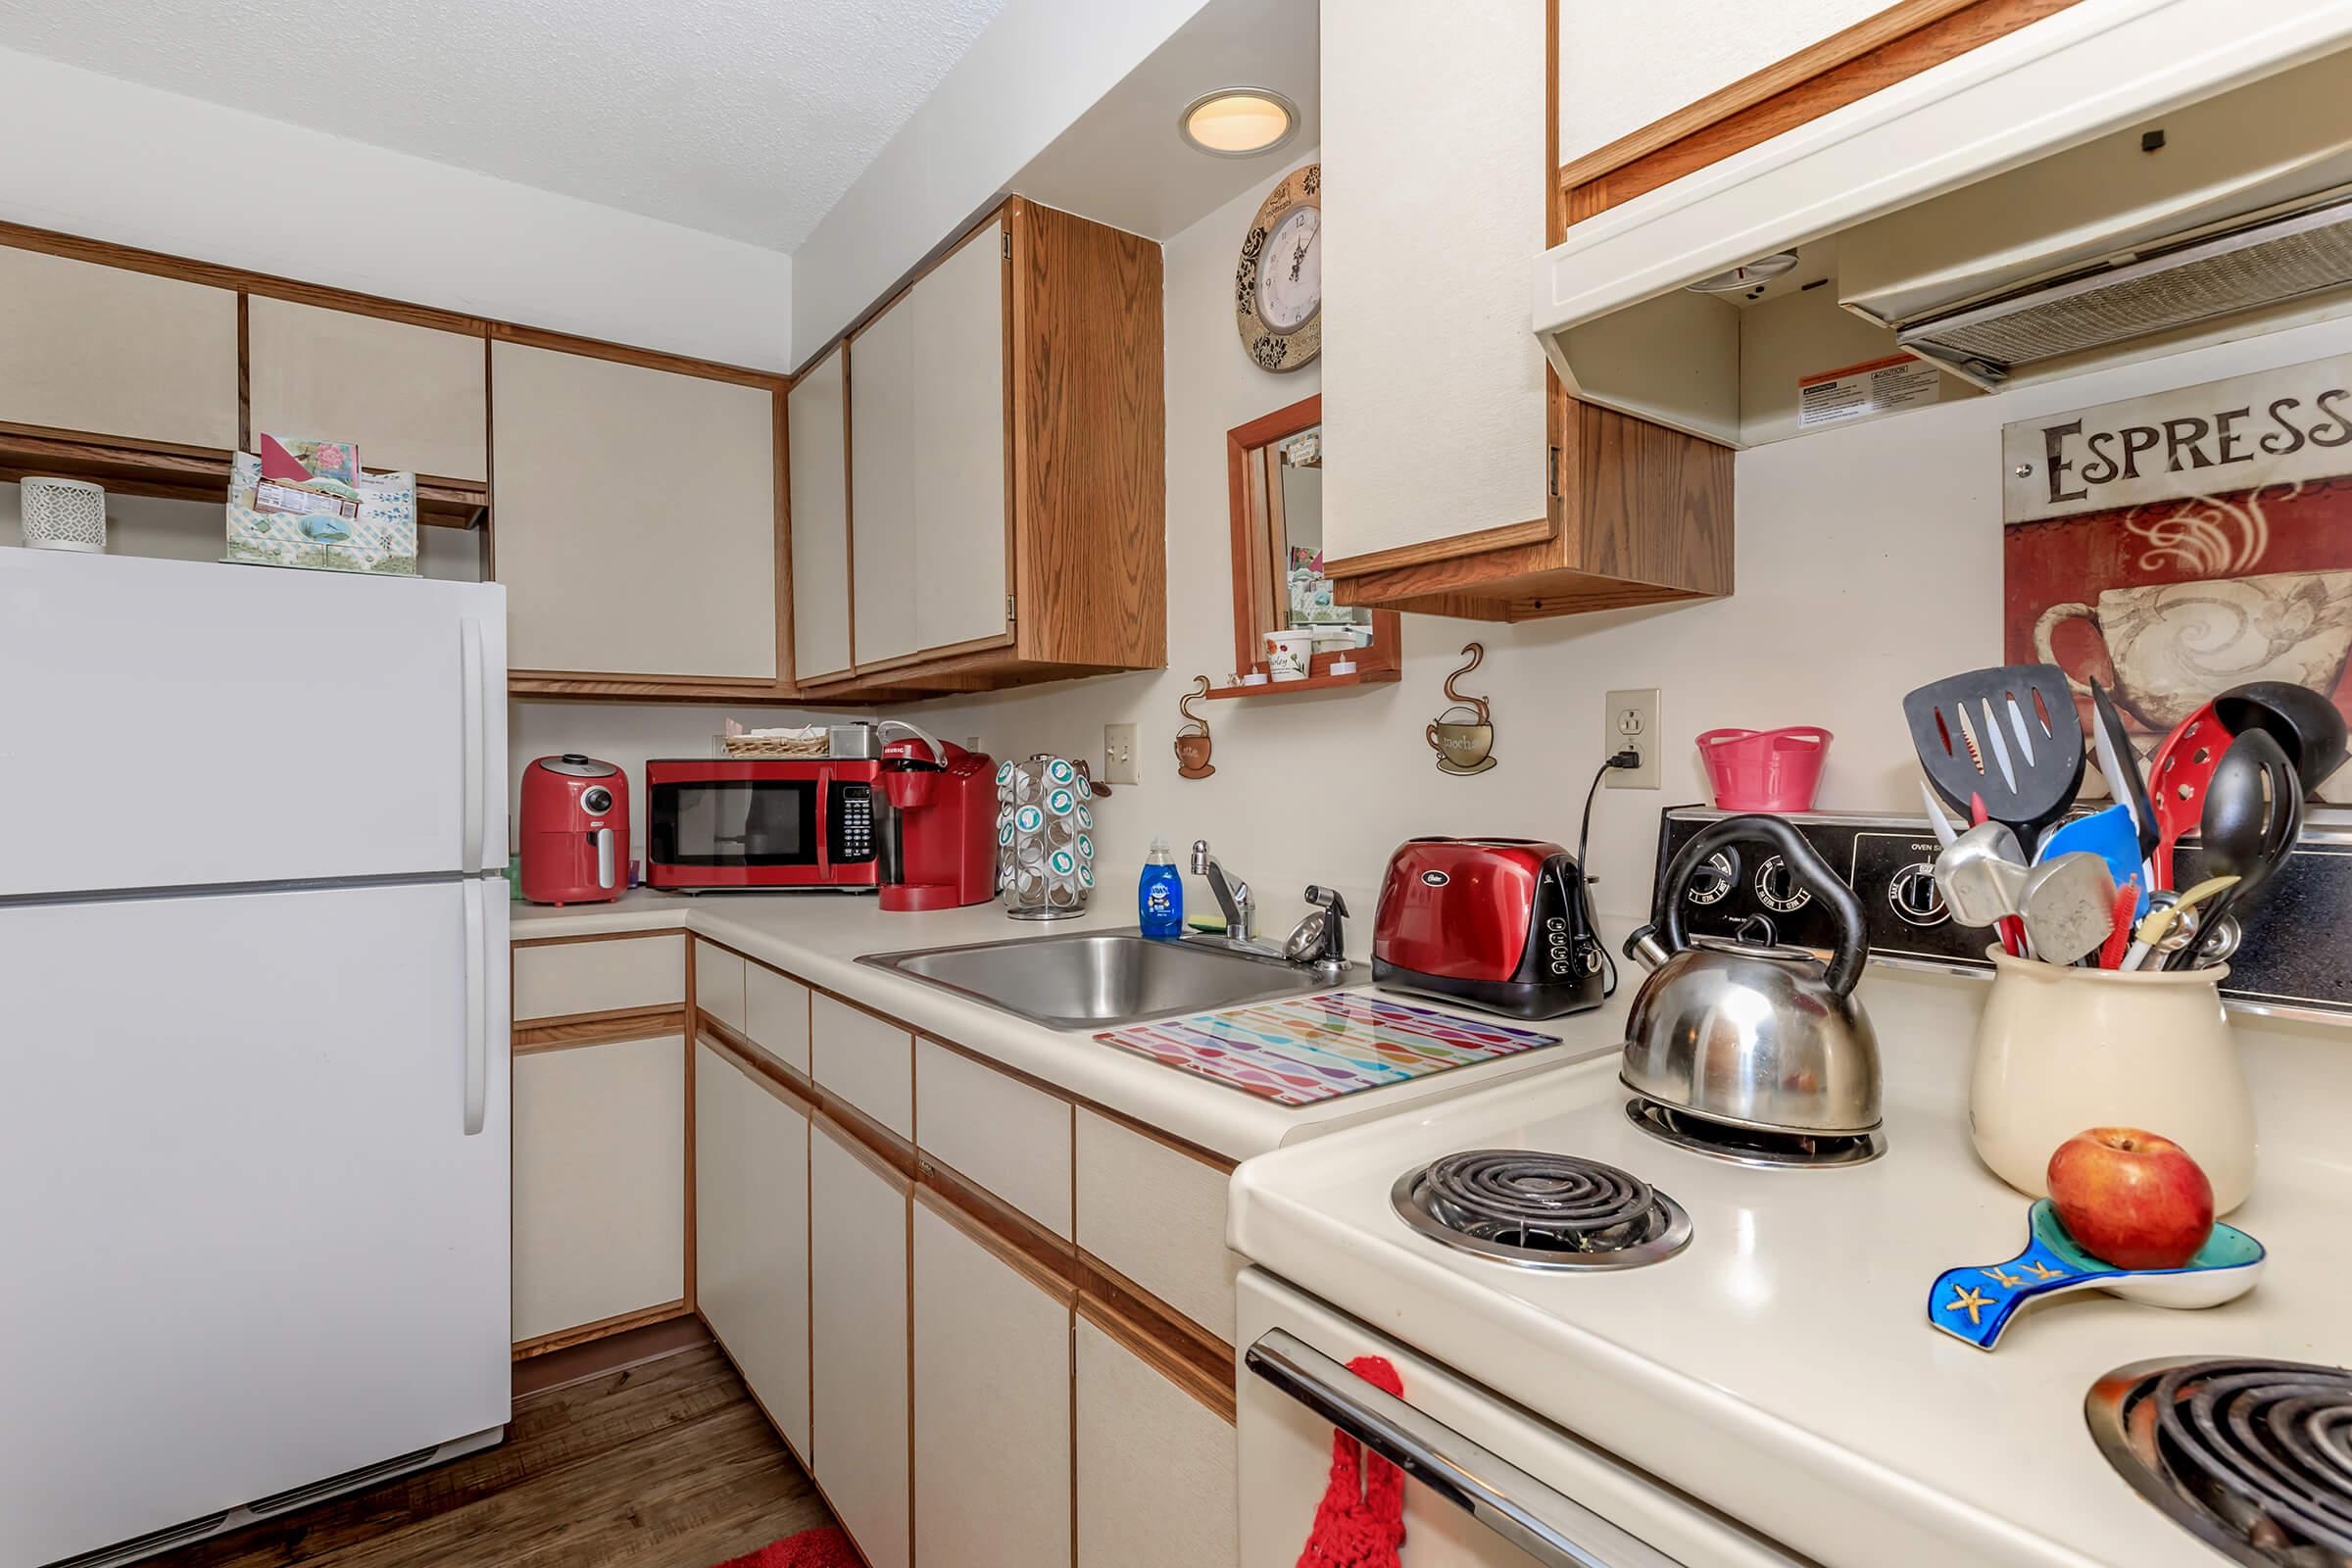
<box><xmin>1620</xmin><ymin>814</ymin><xmax>1882</xmax><ymax>1136</ymax></box>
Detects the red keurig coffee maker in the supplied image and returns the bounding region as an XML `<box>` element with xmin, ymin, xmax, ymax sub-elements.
<box><xmin>519</xmin><ymin>755</ymin><xmax>629</xmax><ymax>905</ymax></box>
<box><xmin>877</xmin><ymin>723</ymin><xmax>996</xmax><ymax>912</ymax></box>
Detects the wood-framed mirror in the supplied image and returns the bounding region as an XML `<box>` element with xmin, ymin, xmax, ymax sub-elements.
<box><xmin>1215</xmin><ymin>394</ymin><xmax>1399</xmax><ymax>697</ymax></box>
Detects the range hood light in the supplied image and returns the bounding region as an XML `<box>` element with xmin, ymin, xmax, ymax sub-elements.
<box><xmin>1685</xmin><ymin>252</ymin><xmax>1800</xmax><ymax>294</ymax></box>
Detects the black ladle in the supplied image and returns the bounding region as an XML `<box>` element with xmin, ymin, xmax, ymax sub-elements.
<box><xmin>2169</xmin><ymin>728</ymin><xmax>2302</xmax><ymax>969</ymax></box>
<box><xmin>2213</xmin><ymin>681</ymin><xmax>2348</xmax><ymax>793</ymax></box>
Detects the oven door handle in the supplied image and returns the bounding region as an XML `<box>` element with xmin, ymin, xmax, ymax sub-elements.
<box><xmin>1246</xmin><ymin>1330</ymin><xmax>1684</xmax><ymax>1568</ymax></box>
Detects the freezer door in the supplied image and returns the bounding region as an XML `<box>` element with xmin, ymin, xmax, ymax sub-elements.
<box><xmin>0</xmin><ymin>879</ymin><xmax>512</xmax><ymax>1567</ymax></box>
<box><xmin>0</xmin><ymin>549</ymin><xmax>509</xmax><ymax>896</ymax></box>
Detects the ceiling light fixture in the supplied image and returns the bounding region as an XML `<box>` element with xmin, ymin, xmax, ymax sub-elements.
<box><xmin>1178</xmin><ymin>88</ymin><xmax>1298</xmax><ymax>158</ymax></box>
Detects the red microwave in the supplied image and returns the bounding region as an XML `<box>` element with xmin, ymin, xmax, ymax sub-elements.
<box><xmin>644</xmin><ymin>759</ymin><xmax>881</xmax><ymax>891</ymax></box>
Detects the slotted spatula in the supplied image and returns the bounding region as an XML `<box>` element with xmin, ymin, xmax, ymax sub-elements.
<box><xmin>1904</xmin><ymin>665</ymin><xmax>2086</xmax><ymax>851</ymax></box>
<box><xmin>2146</xmin><ymin>701</ymin><xmax>2232</xmax><ymax>891</ymax></box>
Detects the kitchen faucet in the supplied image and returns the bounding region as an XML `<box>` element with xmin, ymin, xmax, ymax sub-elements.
<box><xmin>1191</xmin><ymin>839</ymin><xmax>1253</xmax><ymax>941</ymax></box>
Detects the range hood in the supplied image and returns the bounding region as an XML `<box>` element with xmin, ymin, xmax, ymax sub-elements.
<box><xmin>1886</xmin><ymin>190</ymin><xmax>2352</xmax><ymax>389</ymax></box>
<box><xmin>1534</xmin><ymin>0</ymin><xmax>2352</xmax><ymax>448</ymax></box>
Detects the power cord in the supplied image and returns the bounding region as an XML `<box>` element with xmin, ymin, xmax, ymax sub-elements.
<box><xmin>1575</xmin><ymin>749</ymin><xmax>1642</xmax><ymax>999</ymax></box>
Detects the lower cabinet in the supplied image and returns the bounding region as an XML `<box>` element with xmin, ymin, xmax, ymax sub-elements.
<box><xmin>695</xmin><ymin>1039</ymin><xmax>811</xmax><ymax>1457</ymax></box>
<box><xmin>810</xmin><ymin>1121</ymin><xmax>913</xmax><ymax>1568</ymax></box>
<box><xmin>911</xmin><ymin>1198</ymin><xmax>1072</xmax><ymax>1568</ymax></box>
<box><xmin>1075</xmin><ymin>1316</ymin><xmax>1239</xmax><ymax>1568</ymax></box>
<box><xmin>512</xmin><ymin>1034</ymin><xmax>687</xmax><ymax>1345</ymax></box>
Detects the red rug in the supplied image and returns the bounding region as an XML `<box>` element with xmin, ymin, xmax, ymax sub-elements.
<box><xmin>713</xmin><ymin>1525</ymin><xmax>861</xmax><ymax>1568</ymax></box>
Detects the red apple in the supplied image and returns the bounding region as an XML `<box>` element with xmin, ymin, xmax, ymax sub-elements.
<box><xmin>2045</xmin><ymin>1127</ymin><xmax>2215</xmax><ymax>1271</ymax></box>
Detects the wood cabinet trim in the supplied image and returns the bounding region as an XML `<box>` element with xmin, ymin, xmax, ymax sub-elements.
<box><xmin>1074</xmin><ymin>1270</ymin><xmax>1236</xmax><ymax>1425</ymax></box>
<box><xmin>513</xmin><ymin>928</ymin><xmax>687</xmax><ymax>951</ymax></box>
<box><xmin>698</xmin><ymin>1015</ymin><xmax>818</xmax><ymax>1107</ymax></box>
<box><xmin>1323</xmin><ymin>514</ymin><xmax>1557</xmax><ymax>582</ymax></box>
<box><xmin>0</xmin><ymin>220</ymin><xmax>788</xmax><ymax>388</ymax></box>
<box><xmin>512</xmin><ymin>1298</ymin><xmax>693</xmax><ymax>1360</ymax></box>
<box><xmin>911</xmin><ymin>1174</ymin><xmax>1076</xmax><ymax>1305</ymax></box>
<box><xmin>1557</xmin><ymin>0</ymin><xmax>2083</xmax><ymax>222</ymax></box>
<box><xmin>514</xmin><ymin>1004</ymin><xmax>688</xmax><ymax>1052</ymax></box>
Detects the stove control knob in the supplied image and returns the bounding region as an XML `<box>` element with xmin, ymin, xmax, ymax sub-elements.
<box><xmin>1888</xmin><ymin>862</ymin><xmax>1948</xmax><ymax>926</ymax></box>
<box><xmin>1685</xmin><ymin>850</ymin><xmax>1739</xmax><ymax>906</ymax></box>
<box><xmin>1754</xmin><ymin>856</ymin><xmax>1813</xmax><ymax>914</ymax></box>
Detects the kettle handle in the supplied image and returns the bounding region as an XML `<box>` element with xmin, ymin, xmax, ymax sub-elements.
<box><xmin>1643</xmin><ymin>815</ymin><xmax>1870</xmax><ymax>998</ymax></box>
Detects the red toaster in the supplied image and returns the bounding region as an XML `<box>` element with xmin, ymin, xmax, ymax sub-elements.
<box><xmin>1371</xmin><ymin>838</ymin><xmax>1606</xmax><ymax>1018</ymax></box>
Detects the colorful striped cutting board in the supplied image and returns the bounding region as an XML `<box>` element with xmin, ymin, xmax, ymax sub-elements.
<box><xmin>1094</xmin><ymin>992</ymin><xmax>1562</xmax><ymax>1105</ymax></box>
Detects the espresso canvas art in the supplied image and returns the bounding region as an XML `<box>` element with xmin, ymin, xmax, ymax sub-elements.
<box><xmin>2002</xmin><ymin>355</ymin><xmax>2352</xmax><ymax>803</ymax></box>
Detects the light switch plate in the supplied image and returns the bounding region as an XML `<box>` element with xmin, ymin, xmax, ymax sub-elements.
<box><xmin>1103</xmin><ymin>723</ymin><xmax>1140</xmax><ymax>786</ymax></box>
<box><xmin>1604</xmin><ymin>688</ymin><xmax>1661</xmax><ymax>789</ymax></box>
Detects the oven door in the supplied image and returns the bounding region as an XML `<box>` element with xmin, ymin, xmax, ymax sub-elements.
<box><xmin>1237</xmin><ymin>1270</ymin><xmax>1810</xmax><ymax>1568</ymax></box>
<box><xmin>647</xmin><ymin>771</ymin><xmax>822</xmax><ymax>886</ymax></box>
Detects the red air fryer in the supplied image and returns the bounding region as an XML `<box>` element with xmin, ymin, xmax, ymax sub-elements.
<box><xmin>1371</xmin><ymin>838</ymin><xmax>1605</xmax><ymax>1018</ymax></box>
<box><xmin>519</xmin><ymin>755</ymin><xmax>629</xmax><ymax>906</ymax></box>
<box><xmin>879</xmin><ymin>735</ymin><xmax>997</xmax><ymax>912</ymax></box>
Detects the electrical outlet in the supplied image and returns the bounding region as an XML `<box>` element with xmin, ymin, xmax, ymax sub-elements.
<box><xmin>1604</xmin><ymin>688</ymin><xmax>1662</xmax><ymax>789</ymax></box>
<box><xmin>1103</xmin><ymin>722</ymin><xmax>1140</xmax><ymax>786</ymax></box>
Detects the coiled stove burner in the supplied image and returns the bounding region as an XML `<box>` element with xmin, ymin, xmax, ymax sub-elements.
<box><xmin>1391</xmin><ymin>1150</ymin><xmax>1690</xmax><ymax>1271</ymax></box>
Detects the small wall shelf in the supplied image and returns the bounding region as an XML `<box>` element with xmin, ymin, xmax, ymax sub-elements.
<box><xmin>1201</xmin><ymin>659</ymin><xmax>1398</xmax><ymax>699</ymax></box>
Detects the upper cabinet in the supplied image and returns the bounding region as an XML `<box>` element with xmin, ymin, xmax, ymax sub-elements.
<box><xmin>846</xmin><ymin>216</ymin><xmax>1010</xmax><ymax>674</ymax></box>
<box><xmin>492</xmin><ymin>341</ymin><xmax>783</xmax><ymax>691</ymax></box>
<box><xmin>247</xmin><ymin>298</ymin><xmax>487</xmax><ymax>481</ymax></box>
<box><xmin>800</xmin><ymin>198</ymin><xmax>1163</xmax><ymax>692</ymax></box>
<box><xmin>788</xmin><ymin>345</ymin><xmax>854</xmax><ymax>686</ymax></box>
<box><xmin>0</xmin><ymin>245</ymin><xmax>237</xmax><ymax>450</ymax></box>
<box><xmin>1318</xmin><ymin>0</ymin><xmax>1732</xmax><ymax>622</ymax></box>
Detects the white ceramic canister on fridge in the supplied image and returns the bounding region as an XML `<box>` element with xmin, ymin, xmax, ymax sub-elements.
<box><xmin>1969</xmin><ymin>949</ymin><xmax>2256</xmax><ymax>1212</ymax></box>
<box><xmin>997</xmin><ymin>754</ymin><xmax>1095</xmax><ymax>919</ymax></box>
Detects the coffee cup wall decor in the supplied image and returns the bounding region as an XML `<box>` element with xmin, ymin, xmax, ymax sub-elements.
<box><xmin>2034</xmin><ymin>569</ymin><xmax>2352</xmax><ymax>732</ymax></box>
<box><xmin>1427</xmin><ymin>643</ymin><xmax>1498</xmax><ymax>775</ymax></box>
<box><xmin>1175</xmin><ymin>676</ymin><xmax>1216</xmax><ymax>780</ymax></box>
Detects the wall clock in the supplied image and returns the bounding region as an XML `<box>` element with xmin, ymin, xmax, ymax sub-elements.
<box><xmin>1236</xmin><ymin>163</ymin><xmax>1319</xmax><ymax>371</ymax></box>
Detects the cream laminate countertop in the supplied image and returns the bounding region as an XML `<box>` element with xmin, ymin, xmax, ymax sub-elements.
<box><xmin>512</xmin><ymin>890</ymin><xmax>1616</xmax><ymax>1161</ymax></box>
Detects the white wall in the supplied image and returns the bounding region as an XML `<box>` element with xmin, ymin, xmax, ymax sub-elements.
<box><xmin>0</xmin><ymin>47</ymin><xmax>792</xmax><ymax>370</ymax></box>
<box><xmin>905</xmin><ymin>163</ymin><xmax>2352</xmax><ymax>945</ymax></box>
<box><xmin>790</xmin><ymin>0</ymin><xmax>1210</xmax><ymax>360</ymax></box>
<box><xmin>1556</xmin><ymin>0</ymin><xmax>1892</xmax><ymax>164</ymax></box>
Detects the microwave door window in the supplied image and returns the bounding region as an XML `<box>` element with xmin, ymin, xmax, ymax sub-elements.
<box><xmin>653</xmin><ymin>781</ymin><xmax>819</xmax><ymax>866</ymax></box>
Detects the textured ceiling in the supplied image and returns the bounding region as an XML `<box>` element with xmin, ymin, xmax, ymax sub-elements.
<box><xmin>0</xmin><ymin>0</ymin><xmax>1010</xmax><ymax>251</ymax></box>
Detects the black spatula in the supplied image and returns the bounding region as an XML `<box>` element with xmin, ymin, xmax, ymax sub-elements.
<box><xmin>1904</xmin><ymin>664</ymin><xmax>2086</xmax><ymax>850</ymax></box>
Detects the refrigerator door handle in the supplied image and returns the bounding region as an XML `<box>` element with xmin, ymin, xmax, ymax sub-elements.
<box><xmin>462</xmin><ymin>878</ymin><xmax>489</xmax><ymax>1137</ymax></box>
<box><xmin>460</xmin><ymin>616</ymin><xmax>487</xmax><ymax>873</ymax></box>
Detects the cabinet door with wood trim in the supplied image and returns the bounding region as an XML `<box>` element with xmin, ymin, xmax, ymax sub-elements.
<box><xmin>695</xmin><ymin>1039</ymin><xmax>811</xmax><ymax>1457</ymax></box>
<box><xmin>911</xmin><ymin>1198</ymin><xmax>1071</xmax><ymax>1568</ymax></box>
<box><xmin>809</xmin><ymin>1121</ymin><xmax>912</xmax><ymax>1568</ymax></box>
<box><xmin>788</xmin><ymin>344</ymin><xmax>854</xmax><ymax>683</ymax></box>
<box><xmin>907</xmin><ymin>219</ymin><xmax>1011</xmax><ymax>655</ymax></box>
<box><xmin>0</xmin><ymin>245</ymin><xmax>238</xmax><ymax>450</ymax></box>
<box><xmin>849</xmin><ymin>293</ymin><xmax>918</xmax><ymax>667</ymax></box>
<box><xmin>247</xmin><ymin>296</ymin><xmax>487</xmax><ymax>480</ymax></box>
<box><xmin>1321</xmin><ymin>0</ymin><xmax>1551</xmax><ymax>571</ymax></box>
<box><xmin>1075</xmin><ymin>1108</ymin><xmax>1240</xmax><ymax>1344</ymax></box>
<box><xmin>491</xmin><ymin>340</ymin><xmax>779</xmax><ymax>683</ymax></box>
<box><xmin>513</xmin><ymin>1033</ymin><xmax>687</xmax><ymax>1346</ymax></box>
<box><xmin>1074</xmin><ymin>1316</ymin><xmax>1237</xmax><ymax>1568</ymax></box>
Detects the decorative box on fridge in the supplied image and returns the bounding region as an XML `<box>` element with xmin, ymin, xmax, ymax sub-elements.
<box><xmin>997</xmin><ymin>755</ymin><xmax>1095</xmax><ymax>919</ymax></box>
<box><xmin>19</xmin><ymin>476</ymin><xmax>107</xmax><ymax>552</ymax></box>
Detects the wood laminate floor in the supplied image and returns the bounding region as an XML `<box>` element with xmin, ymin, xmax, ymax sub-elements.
<box><xmin>149</xmin><ymin>1340</ymin><xmax>835</xmax><ymax>1568</ymax></box>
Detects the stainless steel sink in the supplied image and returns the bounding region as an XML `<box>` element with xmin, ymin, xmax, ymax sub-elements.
<box><xmin>858</xmin><ymin>928</ymin><xmax>1359</xmax><ymax>1030</ymax></box>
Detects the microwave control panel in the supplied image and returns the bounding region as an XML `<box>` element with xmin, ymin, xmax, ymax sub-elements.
<box><xmin>829</xmin><ymin>783</ymin><xmax>877</xmax><ymax>864</ymax></box>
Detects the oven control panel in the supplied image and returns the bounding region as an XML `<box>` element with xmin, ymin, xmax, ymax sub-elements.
<box><xmin>1651</xmin><ymin>806</ymin><xmax>2352</xmax><ymax>1019</ymax></box>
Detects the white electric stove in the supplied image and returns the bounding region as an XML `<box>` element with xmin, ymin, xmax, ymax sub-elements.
<box><xmin>1228</xmin><ymin>983</ymin><xmax>2349</xmax><ymax>1568</ymax></box>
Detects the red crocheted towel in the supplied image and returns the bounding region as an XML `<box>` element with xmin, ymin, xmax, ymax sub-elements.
<box><xmin>1295</xmin><ymin>1355</ymin><xmax>1407</xmax><ymax>1568</ymax></box>
<box><xmin>713</xmin><ymin>1524</ymin><xmax>863</xmax><ymax>1568</ymax></box>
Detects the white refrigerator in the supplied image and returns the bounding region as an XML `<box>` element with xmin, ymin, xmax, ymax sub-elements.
<box><xmin>0</xmin><ymin>548</ymin><xmax>513</xmax><ymax>1568</ymax></box>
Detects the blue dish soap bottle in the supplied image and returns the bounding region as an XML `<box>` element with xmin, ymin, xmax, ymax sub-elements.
<box><xmin>1139</xmin><ymin>836</ymin><xmax>1184</xmax><ymax>939</ymax></box>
